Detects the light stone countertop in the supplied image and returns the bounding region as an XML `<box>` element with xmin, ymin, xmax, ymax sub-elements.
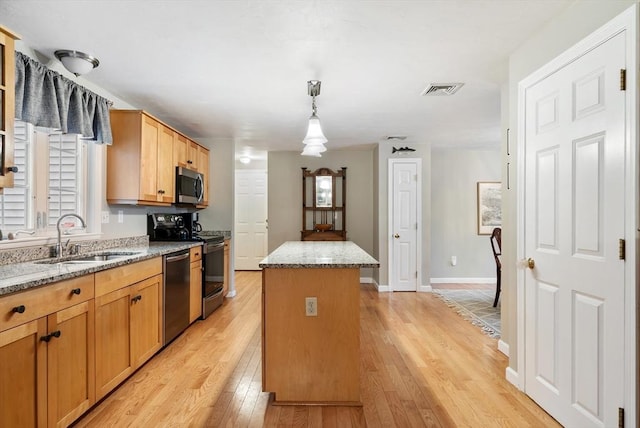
<box><xmin>259</xmin><ymin>241</ymin><xmax>379</xmax><ymax>269</ymax></box>
<box><xmin>0</xmin><ymin>241</ymin><xmax>202</xmax><ymax>297</ymax></box>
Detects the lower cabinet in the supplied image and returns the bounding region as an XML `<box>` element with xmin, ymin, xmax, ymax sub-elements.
<box><xmin>0</xmin><ymin>275</ymin><xmax>95</xmax><ymax>428</ymax></box>
<box><xmin>189</xmin><ymin>246</ymin><xmax>203</xmax><ymax>323</ymax></box>
<box><xmin>95</xmin><ymin>273</ymin><xmax>162</xmax><ymax>400</ymax></box>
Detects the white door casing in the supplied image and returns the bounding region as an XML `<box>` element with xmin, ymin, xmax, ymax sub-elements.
<box><xmin>517</xmin><ymin>8</ymin><xmax>636</xmax><ymax>427</ymax></box>
<box><xmin>388</xmin><ymin>158</ymin><xmax>421</xmax><ymax>292</ymax></box>
<box><xmin>234</xmin><ymin>169</ymin><xmax>268</xmax><ymax>270</ymax></box>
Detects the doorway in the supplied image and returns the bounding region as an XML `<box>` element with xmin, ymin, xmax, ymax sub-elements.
<box><xmin>234</xmin><ymin>169</ymin><xmax>268</xmax><ymax>270</ymax></box>
<box><xmin>388</xmin><ymin>158</ymin><xmax>421</xmax><ymax>291</ymax></box>
<box><xmin>517</xmin><ymin>9</ymin><xmax>635</xmax><ymax>426</ymax></box>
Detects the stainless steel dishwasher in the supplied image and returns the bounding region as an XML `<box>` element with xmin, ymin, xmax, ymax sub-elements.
<box><xmin>163</xmin><ymin>249</ymin><xmax>191</xmax><ymax>345</ymax></box>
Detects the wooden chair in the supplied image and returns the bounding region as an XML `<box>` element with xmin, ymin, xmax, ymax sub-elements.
<box><xmin>490</xmin><ymin>227</ymin><xmax>502</xmax><ymax>307</ymax></box>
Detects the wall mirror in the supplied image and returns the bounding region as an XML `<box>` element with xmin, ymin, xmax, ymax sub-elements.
<box><xmin>315</xmin><ymin>176</ymin><xmax>332</xmax><ymax>207</ymax></box>
<box><xmin>301</xmin><ymin>167</ymin><xmax>347</xmax><ymax>241</ymax></box>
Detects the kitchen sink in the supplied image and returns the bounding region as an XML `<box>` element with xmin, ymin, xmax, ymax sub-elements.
<box><xmin>35</xmin><ymin>252</ymin><xmax>141</xmax><ymax>265</ymax></box>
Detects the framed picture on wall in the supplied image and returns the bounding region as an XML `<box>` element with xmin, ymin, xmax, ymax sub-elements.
<box><xmin>477</xmin><ymin>182</ymin><xmax>502</xmax><ymax>235</ymax></box>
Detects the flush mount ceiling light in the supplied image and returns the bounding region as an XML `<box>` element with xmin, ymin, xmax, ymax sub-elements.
<box><xmin>54</xmin><ymin>50</ymin><xmax>100</xmax><ymax>76</ymax></box>
<box><xmin>301</xmin><ymin>80</ymin><xmax>327</xmax><ymax>157</ymax></box>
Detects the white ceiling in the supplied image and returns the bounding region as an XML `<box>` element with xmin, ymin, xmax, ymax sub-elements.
<box><xmin>1</xmin><ymin>0</ymin><xmax>573</xmax><ymax>155</ymax></box>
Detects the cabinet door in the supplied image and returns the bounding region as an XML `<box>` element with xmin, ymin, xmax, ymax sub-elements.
<box><xmin>197</xmin><ymin>145</ymin><xmax>210</xmax><ymax>206</ymax></box>
<box><xmin>130</xmin><ymin>274</ymin><xmax>162</xmax><ymax>368</ymax></box>
<box><xmin>173</xmin><ymin>133</ymin><xmax>189</xmax><ymax>168</ymax></box>
<box><xmin>0</xmin><ymin>318</ymin><xmax>47</xmax><ymax>427</ymax></box>
<box><xmin>139</xmin><ymin>115</ymin><xmax>160</xmax><ymax>202</ymax></box>
<box><xmin>47</xmin><ymin>300</ymin><xmax>95</xmax><ymax>427</ymax></box>
<box><xmin>158</xmin><ymin>125</ymin><xmax>175</xmax><ymax>203</ymax></box>
<box><xmin>187</xmin><ymin>140</ymin><xmax>199</xmax><ymax>170</ymax></box>
<box><xmin>95</xmin><ymin>287</ymin><xmax>132</xmax><ymax>400</ymax></box>
<box><xmin>189</xmin><ymin>259</ymin><xmax>202</xmax><ymax>323</ymax></box>
<box><xmin>0</xmin><ymin>27</ymin><xmax>17</xmax><ymax>189</ymax></box>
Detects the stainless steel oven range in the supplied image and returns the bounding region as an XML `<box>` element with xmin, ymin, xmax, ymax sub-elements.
<box><xmin>200</xmin><ymin>235</ymin><xmax>225</xmax><ymax>319</ymax></box>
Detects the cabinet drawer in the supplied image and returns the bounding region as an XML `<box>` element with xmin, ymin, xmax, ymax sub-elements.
<box><xmin>190</xmin><ymin>245</ymin><xmax>202</xmax><ymax>262</ymax></box>
<box><xmin>0</xmin><ymin>275</ymin><xmax>94</xmax><ymax>333</ymax></box>
<box><xmin>95</xmin><ymin>257</ymin><xmax>162</xmax><ymax>297</ymax></box>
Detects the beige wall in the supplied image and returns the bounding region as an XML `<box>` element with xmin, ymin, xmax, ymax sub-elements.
<box><xmin>268</xmin><ymin>150</ymin><xmax>375</xmax><ymax>278</ymax></box>
<box><xmin>504</xmin><ymin>0</ymin><xmax>636</xmax><ymax>370</ymax></box>
<box><xmin>430</xmin><ymin>149</ymin><xmax>501</xmax><ymax>279</ymax></box>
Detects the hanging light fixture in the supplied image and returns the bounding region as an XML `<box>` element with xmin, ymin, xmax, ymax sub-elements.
<box><xmin>54</xmin><ymin>50</ymin><xmax>100</xmax><ymax>76</ymax></box>
<box><xmin>302</xmin><ymin>80</ymin><xmax>327</xmax><ymax>156</ymax></box>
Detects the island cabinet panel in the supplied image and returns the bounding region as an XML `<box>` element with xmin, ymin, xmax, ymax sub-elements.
<box><xmin>0</xmin><ymin>318</ymin><xmax>47</xmax><ymax>428</ymax></box>
<box><xmin>47</xmin><ymin>300</ymin><xmax>95</xmax><ymax>428</ymax></box>
<box><xmin>262</xmin><ymin>267</ymin><xmax>361</xmax><ymax>404</ymax></box>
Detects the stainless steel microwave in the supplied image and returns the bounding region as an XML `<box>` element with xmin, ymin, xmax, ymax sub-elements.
<box><xmin>175</xmin><ymin>166</ymin><xmax>204</xmax><ymax>204</ymax></box>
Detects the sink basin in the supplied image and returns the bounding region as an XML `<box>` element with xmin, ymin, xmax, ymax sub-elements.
<box><xmin>35</xmin><ymin>252</ymin><xmax>141</xmax><ymax>265</ymax></box>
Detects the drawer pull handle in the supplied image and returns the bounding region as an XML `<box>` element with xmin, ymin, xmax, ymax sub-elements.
<box><xmin>40</xmin><ymin>331</ymin><xmax>61</xmax><ymax>342</ymax></box>
<box><xmin>71</xmin><ymin>288</ymin><xmax>81</xmax><ymax>295</ymax></box>
<box><xmin>132</xmin><ymin>295</ymin><xmax>142</xmax><ymax>303</ymax></box>
<box><xmin>12</xmin><ymin>305</ymin><xmax>26</xmax><ymax>314</ymax></box>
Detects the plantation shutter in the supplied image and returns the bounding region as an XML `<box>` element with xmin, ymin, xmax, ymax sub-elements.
<box><xmin>47</xmin><ymin>132</ymin><xmax>81</xmax><ymax>226</ymax></box>
<box><xmin>0</xmin><ymin>121</ymin><xmax>30</xmax><ymax>229</ymax></box>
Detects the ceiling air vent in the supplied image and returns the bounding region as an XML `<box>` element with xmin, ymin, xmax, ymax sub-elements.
<box><xmin>421</xmin><ymin>83</ymin><xmax>464</xmax><ymax>96</ymax></box>
<box><xmin>384</xmin><ymin>136</ymin><xmax>407</xmax><ymax>141</ymax></box>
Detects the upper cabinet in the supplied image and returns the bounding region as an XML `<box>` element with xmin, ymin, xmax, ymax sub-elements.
<box><xmin>0</xmin><ymin>26</ymin><xmax>19</xmax><ymax>189</ymax></box>
<box><xmin>196</xmin><ymin>145</ymin><xmax>209</xmax><ymax>207</ymax></box>
<box><xmin>107</xmin><ymin>110</ymin><xmax>209</xmax><ymax>207</ymax></box>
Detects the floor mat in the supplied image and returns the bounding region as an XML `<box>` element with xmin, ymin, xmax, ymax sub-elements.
<box><xmin>432</xmin><ymin>288</ymin><xmax>501</xmax><ymax>338</ymax></box>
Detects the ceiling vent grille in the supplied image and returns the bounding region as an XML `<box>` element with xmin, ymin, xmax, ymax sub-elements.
<box><xmin>421</xmin><ymin>83</ymin><xmax>464</xmax><ymax>96</ymax></box>
<box><xmin>384</xmin><ymin>136</ymin><xmax>407</xmax><ymax>141</ymax></box>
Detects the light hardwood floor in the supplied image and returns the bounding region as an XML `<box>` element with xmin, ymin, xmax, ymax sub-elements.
<box><xmin>73</xmin><ymin>271</ymin><xmax>559</xmax><ymax>427</ymax></box>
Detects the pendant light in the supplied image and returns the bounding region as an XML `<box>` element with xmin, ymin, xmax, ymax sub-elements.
<box><xmin>302</xmin><ymin>80</ymin><xmax>327</xmax><ymax>156</ymax></box>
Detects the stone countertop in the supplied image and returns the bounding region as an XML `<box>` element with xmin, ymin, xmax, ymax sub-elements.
<box><xmin>0</xmin><ymin>241</ymin><xmax>202</xmax><ymax>297</ymax></box>
<box><xmin>259</xmin><ymin>241</ymin><xmax>379</xmax><ymax>269</ymax></box>
<box><xmin>198</xmin><ymin>230</ymin><xmax>232</xmax><ymax>239</ymax></box>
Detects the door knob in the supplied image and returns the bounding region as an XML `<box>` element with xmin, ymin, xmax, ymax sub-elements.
<box><xmin>394</xmin><ymin>234</ymin><xmax>400</xmax><ymax>239</ymax></box>
<box><xmin>527</xmin><ymin>258</ymin><xmax>535</xmax><ymax>269</ymax></box>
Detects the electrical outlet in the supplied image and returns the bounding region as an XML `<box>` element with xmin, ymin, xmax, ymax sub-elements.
<box><xmin>305</xmin><ymin>297</ymin><xmax>318</xmax><ymax>317</ymax></box>
<box><xmin>118</xmin><ymin>210</ymin><xmax>124</xmax><ymax>223</ymax></box>
<box><xmin>101</xmin><ymin>211</ymin><xmax>110</xmax><ymax>224</ymax></box>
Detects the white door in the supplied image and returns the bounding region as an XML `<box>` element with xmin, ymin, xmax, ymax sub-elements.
<box><xmin>522</xmin><ymin>31</ymin><xmax>625</xmax><ymax>427</ymax></box>
<box><xmin>234</xmin><ymin>169</ymin><xmax>268</xmax><ymax>270</ymax></box>
<box><xmin>389</xmin><ymin>159</ymin><xmax>420</xmax><ymax>291</ymax></box>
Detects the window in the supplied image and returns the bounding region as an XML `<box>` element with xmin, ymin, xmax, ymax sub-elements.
<box><xmin>0</xmin><ymin>120</ymin><xmax>88</xmax><ymax>237</ymax></box>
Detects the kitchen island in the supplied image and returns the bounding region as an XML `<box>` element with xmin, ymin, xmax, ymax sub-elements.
<box><xmin>259</xmin><ymin>241</ymin><xmax>379</xmax><ymax>405</ymax></box>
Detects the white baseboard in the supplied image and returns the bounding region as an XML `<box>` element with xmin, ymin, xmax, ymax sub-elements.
<box><xmin>418</xmin><ymin>285</ymin><xmax>432</xmax><ymax>292</ymax></box>
<box><xmin>505</xmin><ymin>367</ymin><xmax>521</xmax><ymax>390</ymax></box>
<box><xmin>430</xmin><ymin>277</ymin><xmax>496</xmax><ymax>284</ymax></box>
<box><xmin>498</xmin><ymin>339</ymin><xmax>509</xmax><ymax>357</ymax></box>
<box><xmin>376</xmin><ymin>284</ymin><xmax>390</xmax><ymax>292</ymax></box>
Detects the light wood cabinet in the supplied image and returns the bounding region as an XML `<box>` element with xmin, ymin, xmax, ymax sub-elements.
<box><xmin>188</xmin><ymin>139</ymin><xmax>199</xmax><ymax>170</ymax></box>
<box><xmin>223</xmin><ymin>239</ymin><xmax>230</xmax><ymax>296</ymax></box>
<box><xmin>0</xmin><ymin>274</ymin><xmax>95</xmax><ymax>428</ymax></box>
<box><xmin>107</xmin><ymin>110</ymin><xmax>175</xmax><ymax>205</ymax></box>
<box><xmin>173</xmin><ymin>133</ymin><xmax>189</xmax><ymax>168</ymax></box>
<box><xmin>47</xmin><ymin>300</ymin><xmax>95</xmax><ymax>427</ymax></box>
<box><xmin>0</xmin><ymin>26</ymin><xmax>19</xmax><ymax>189</ymax></box>
<box><xmin>189</xmin><ymin>246</ymin><xmax>202</xmax><ymax>323</ymax></box>
<box><xmin>95</xmin><ymin>258</ymin><xmax>163</xmax><ymax>400</ymax></box>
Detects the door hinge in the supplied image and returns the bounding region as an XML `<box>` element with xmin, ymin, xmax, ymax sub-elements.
<box><xmin>619</xmin><ymin>239</ymin><xmax>625</xmax><ymax>260</ymax></box>
<box><xmin>618</xmin><ymin>407</ymin><xmax>624</xmax><ymax>428</ymax></box>
<box><xmin>620</xmin><ymin>69</ymin><xmax>626</xmax><ymax>91</ymax></box>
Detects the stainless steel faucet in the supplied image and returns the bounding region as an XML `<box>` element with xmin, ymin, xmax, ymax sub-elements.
<box><xmin>55</xmin><ymin>213</ymin><xmax>86</xmax><ymax>258</ymax></box>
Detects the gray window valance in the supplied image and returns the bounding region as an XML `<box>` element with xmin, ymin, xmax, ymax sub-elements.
<box><xmin>15</xmin><ymin>51</ymin><xmax>113</xmax><ymax>144</ymax></box>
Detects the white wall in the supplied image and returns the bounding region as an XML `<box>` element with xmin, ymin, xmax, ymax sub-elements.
<box><xmin>430</xmin><ymin>149</ymin><xmax>500</xmax><ymax>280</ymax></box>
<box><xmin>504</xmin><ymin>0</ymin><xmax>636</xmax><ymax>370</ymax></box>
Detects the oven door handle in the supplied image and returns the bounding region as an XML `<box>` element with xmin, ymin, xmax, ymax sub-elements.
<box><xmin>166</xmin><ymin>252</ymin><xmax>190</xmax><ymax>262</ymax></box>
